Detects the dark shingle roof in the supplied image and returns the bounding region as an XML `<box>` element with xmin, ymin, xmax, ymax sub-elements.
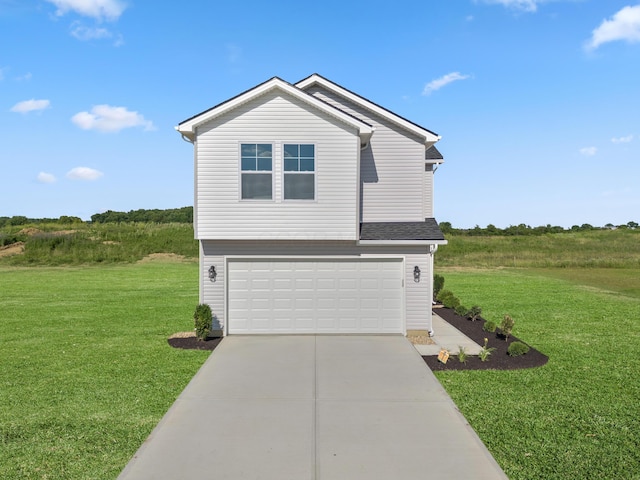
<box><xmin>360</xmin><ymin>218</ymin><xmax>445</xmax><ymax>241</ymax></box>
<box><xmin>425</xmin><ymin>145</ymin><xmax>443</xmax><ymax>160</ymax></box>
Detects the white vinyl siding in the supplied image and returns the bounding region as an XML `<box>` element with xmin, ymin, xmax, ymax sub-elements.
<box><xmin>424</xmin><ymin>163</ymin><xmax>433</xmax><ymax>218</ymax></box>
<box><xmin>404</xmin><ymin>253</ymin><xmax>432</xmax><ymax>332</ymax></box>
<box><xmin>194</xmin><ymin>90</ymin><xmax>359</xmax><ymax>240</ymax></box>
<box><xmin>200</xmin><ymin>240</ymin><xmax>434</xmax><ymax>334</ymax></box>
<box><xmin>304</xmin><ymin>86</ymin><xmax>427</xmax><ymax>223</ymax></box>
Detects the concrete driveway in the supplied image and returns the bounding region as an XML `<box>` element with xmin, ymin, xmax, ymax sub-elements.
<box><xmin>119</xmin><ymin>336</ymin><xmax>507</xmax><ymax>479</ymax></box>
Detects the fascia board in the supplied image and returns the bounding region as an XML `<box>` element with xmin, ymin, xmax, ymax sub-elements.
<box><xmin>296</xmin><ymin>74</ymin><xmax>440</xmax><ymax>145</ymax></box>
<box><xmin>176</xmin><ymin>77</ymin><xmax>373</xmax><ymax>139</ymax></box>
<box><xmin>358</xmin><ymin>240</ymin><xmax>449</xmax><ymax>246</ymax></box>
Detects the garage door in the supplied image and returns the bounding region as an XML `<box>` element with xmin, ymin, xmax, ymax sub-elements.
<box><xmin>227</xmin><ymin>258</ymin><xmax>404</xmax><ymax>334</ymax></box>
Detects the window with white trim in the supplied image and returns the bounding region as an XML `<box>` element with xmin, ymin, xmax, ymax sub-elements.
<box><xmin>241</xmin><ymin>143</ymin><xmax>272</xmax><ymax>200</ymax></box>
<box><xmin>283</xmin><ymin>144</ymin><xmax>315</xmax><ymax>200</ymax></box>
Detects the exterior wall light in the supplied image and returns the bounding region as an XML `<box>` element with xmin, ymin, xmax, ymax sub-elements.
<box><xmin>413</xmin><ymin>266</ymin><xmax>421</xmax><ymax>283</ymax></box>
<box><xmin>208</xmin><ymin>265</ymin><xmax>217</xmax><ymax>282</ymax></box>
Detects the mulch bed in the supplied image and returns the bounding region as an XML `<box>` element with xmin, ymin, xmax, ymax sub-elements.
<box><xmin>167</xmin><ymin>310</ymin><xmax>549</xmax><ymax>372</ymax></box>
<box><xmin>168</xmin><ymin>336</ymin><xmax>223</xmax><ymax>350</ymax></box>
<box><xmin>423</xmin><ymin>307</ymin><xmax>549</xmax><ymax>371</ymax></box>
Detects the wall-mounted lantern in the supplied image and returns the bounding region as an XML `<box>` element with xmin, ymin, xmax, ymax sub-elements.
<box><xmin>413</xmin><ymin>266</ymin><xmax>421</xmax><ymax>283</ymax></box>
<box><xmin>208</xmin><ymin>265</ymin><xmax>217</xmax><ymax>282</ymax></box>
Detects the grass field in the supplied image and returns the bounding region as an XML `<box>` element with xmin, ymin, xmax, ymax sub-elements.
<box><xmin>436</xmin><ymin>229</ymin><xmax>640</xmax><ymax>268</ymax></box>
<box><xmin>435</xmin><ymin>267</ymin><xmax>640</xmax><ymax>479</ymax></box>
<box><xmin>2</xmin><ymin>224</ymin><xmax>640</xmax><ymax>478</ymax></box>
<box><xmin>0</xmin><ymin>261</ymin><xmax>207</xmax><ymax>479</ymax></box>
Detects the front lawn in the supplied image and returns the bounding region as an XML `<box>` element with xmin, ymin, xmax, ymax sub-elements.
<box><xmin>435</xmin><ymin>268</ymin><xmax>640</xmax><ymax>479</ymax></box>
<box><xmin>0</xmin><ymin>262</ymin><xmax>208</xmax><ymax>479</ymax></box>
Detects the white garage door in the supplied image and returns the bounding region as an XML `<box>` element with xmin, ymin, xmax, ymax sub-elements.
<box><xmin>227</xmin><ymin>258</ymin><xmax>404</xmax><ymax>334</ymax></box>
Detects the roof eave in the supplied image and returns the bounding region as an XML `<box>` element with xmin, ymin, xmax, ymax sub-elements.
<box><xmin>296</xmin><ymin>73</ymin><xmax>440</xmax><ymax>145</ymax></box>
<box><xmin>358</xmin><ymin>239</ymin><xmax>448</xmax><ymax>246</ymax></box>
<box><xmin>176</xmin><ymin>77</ymin><xmax>373</xmax><ymax>141</ymax></box>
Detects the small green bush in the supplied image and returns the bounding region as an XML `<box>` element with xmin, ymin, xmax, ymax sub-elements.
<box><xmin>483</xmin><ymin>320</ymin><xmax>497</xmax><ymax>333</ymax></box>
<box><xmin>436</xmin><ymin>289</ymin><xmax>461</xmax><ymax>310</ymax></box>
<box><xmin>467</xmin><ymin>305</ymin><xmax>482</xmax><ymax>321</ymax></box>
<box><xmin>433</xmin><ymin>274</ymin><xmax>445</xmax><ymax>300</ymax></box>
<box><xmin>499</xmin><ymin>314</ymin><xmax>515</xmax><ymax>341</ymax></box>
<box><xmin>478</xmin><ymin>338</ymin><xmax>496</xmax><ymax>362</ymax></box>
<box><xmin>193</xmin><ymin>303</ymin><xmax>212</xmax><ymax>341</ymax></box>
<box><xmin>457</xmin><ymin>346</ymin><xmax>468</xmax><ymax>363</ymax></box>
<box><xmin>455</xmin><ymin>305</ymin><xmax>468</xmax><ymax>316</ymax></box>
<box><xmin>508</xmin><ymin>341</ymin><xmax>530</xmax><ymax>356</ymax></box>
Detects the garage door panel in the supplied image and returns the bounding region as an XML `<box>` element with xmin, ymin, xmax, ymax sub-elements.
<box><xmin>228</xmin><ymin>259</ymin><xmax>403</xmax><ymax>334</ymax></box>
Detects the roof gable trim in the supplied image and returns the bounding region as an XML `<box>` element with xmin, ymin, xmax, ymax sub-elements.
<box><xmin>176</xmin><ymin>77</ymin><xmax>374</xmax><ymax>142</ymax></box>
<box><xmin>295</xmin><ymin>73</ymin><xmax>441</xmax><ymax>146</ymax></box>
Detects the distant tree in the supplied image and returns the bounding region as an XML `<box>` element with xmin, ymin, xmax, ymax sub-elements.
<box><xmin>9</xmin><ymin>216</ymin><xmax>28</xmax><ymax>226</ymax></box>
<box><xmin>439</xmin><ymin>221</ymin><xmax>452</xmax><ymax>234</ymax></box>
<box><xmin>58</xmin><ymin>216</ymin><xmax>83</xmax><ymax>224</ymax></box>
<box><xmin>485</xmin><ymin>224</ymin><xmax>500</xmax><ymax>235</ymax></box>
<box><xmin>628</xmin><ymin>221</ymin><xmax>638</xmax><ymax>230</ymax></box>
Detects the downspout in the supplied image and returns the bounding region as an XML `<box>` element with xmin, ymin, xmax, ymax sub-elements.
<box><xmin>428</xmin><ymin>244</ymin><xmax>439</xmax><ymax>336</ymax></box>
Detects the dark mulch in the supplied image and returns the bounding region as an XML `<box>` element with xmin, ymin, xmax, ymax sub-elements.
<box><xmin>423</xmin><ymin>307</ymin><xmax>549</xmax><ymax>371</ymax></box>
<box><xmin>167</xmin><ymin>310</ymin><xmax>548</xmax><ymax>372</ymax></box>
<box><xmin>168</xmin><ymin>336</ymin><xmax>223</xmax><ymax>350</ymax></box>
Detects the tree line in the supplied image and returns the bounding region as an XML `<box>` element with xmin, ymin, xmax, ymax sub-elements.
<box><xmin>0</xmin><ymin>207</ymin><xmax>193</xmax><ymax>227</ymax></box>
<box><xmin>440</xmin><ymin>221</ymin><xmax>639</xmax><ymax>236</ymax></box>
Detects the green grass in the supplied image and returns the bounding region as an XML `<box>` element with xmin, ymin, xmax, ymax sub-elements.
<box><xmin>0</xmin><ymin>262</ymin><xmax>208</xmax><ymax>479</ymax></box>
<box><xmin>436</xmin><ymin>229</ymin><xmax>640</xmax><ymax>268</ymax></box>
<box><xmin>3</xmin><ymin>224</ymin><xmax>640</xmax><ymax>478</ymax></box>
<box><xmin>435</xmin><ymin>267</ymin><xmax>640</xmax><ymax>479</ymax></box>
<box><xmin>0</xmin><ymin>222</ymin><xmax>198</xmax><ymax>265</ymax></box>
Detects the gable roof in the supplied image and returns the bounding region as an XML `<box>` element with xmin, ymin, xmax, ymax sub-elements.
<box><xmin>360</xmin><ymin>218</ymin><xmax>446</xmax><ymax>243</ymax></box>
<box><xmin>425</xmin><ymin>145</ymin><xmax>444</xmax><ymax>163</ymax></box>
<box><xmin>176</xmin><ymin>76</ymin><xmax>374</xmax><ymax>143</ymax></box>
<box><xmin>295</xmin><ymin>73</ymin><xmax>441</xmax><ymax>147</ymax></box>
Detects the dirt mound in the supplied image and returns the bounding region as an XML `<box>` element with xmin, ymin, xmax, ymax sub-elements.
<box><xmin>0</xmin><ymin>242</ymin><xmax>25</xmax><ymax>257</ymax></box>
<box><xmin>137</xmin><ymin>253</ymin><xmax>189</xmax><ymax>263</ymax></box>
<box><xmin>18</xmin><ymin>228</ymin><xmax>42</xmax><ymax>236</ymax></box>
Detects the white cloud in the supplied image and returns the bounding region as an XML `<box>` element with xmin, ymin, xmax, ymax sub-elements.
<box><xmin>586</xmin><ymin>5</ymin><xmax>640</xmax><ymax>51</ymax></box>
<box><xmin>10</xmin><ymin>99</ymin><xmax>51</xmax><ymax>113</ymax></box>
<box><xmin>16</xmin><ymin>72</ymin><xmax>32</xmax><ymax>81</ymax></box>
<box><xmin>71</xmin><ymin>104</ymin><xmax>155</xmax><ymax>132</ymax></box>
<box><xmin>45</xmin><ymin>0</ymin><xmax>126</xmax><ymax>21</ymax></box>
<box><xmin>611</xmin><ymin>134</ymin><xmax>633</xmax><ymax>144</ymax></box>
<box><xmin>37</xmin><ymin>172</ymin><xmax>57</xmax><ymax>184</ymax></box>
<box><xmin>66</xmin><ymin>167</ymin><xmax>104</xmax><ymax>181</ymax></box>
<box><xmin>476</xmin><ymin>0</ymin><xmax>541</xmax><ymax>13</ymax></box>
<box><xmin>71</xmin><ymin>23</ymin><xmax>112</xmax><ymax>41</ymax></box>
<box><xmin>422</xmin><ymin>72</ymin><xmax>471</xmax><ymax>95</ymax></box>
<box><xmin>580</xmin><ymin>146</ymin><xmax>597</xmax><ymax>156</ymax></box>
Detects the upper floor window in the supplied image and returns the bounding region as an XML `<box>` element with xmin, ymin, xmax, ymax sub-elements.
<box><xmin>283</xmin><ymin>144</ymin><xmax>315</xmax><ymax>200</ymax></box>
<box><xmin>241</xmin><ymin>143</ymin><xmax>272</xmax><ymax>200</ymax></box>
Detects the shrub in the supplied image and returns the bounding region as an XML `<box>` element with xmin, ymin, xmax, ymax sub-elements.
<box><xmin>467</xmin><ymin>305</ymin><xmax>482</xmax><ymax>321</ymax></box>
<box><xmin>455</xmin><ymin>305</ymin><xmax>468</xmax><ymax>316</ymax></box>
<box><xmin>478</xmin><ymin>338</ymin><xmax>496</xmax><ymax>362</ymax></box>
<box><xmin>193</xmin><ymin>303</ymin><xmax>212</xmax><ymax>341</ymax></box>
<box><xmin>436</xmin><ymin>289</ymin><xmax>461</xmax><ymax>310</ymax></box>
<box><xmin>457</xmin><ymin>346</ymin><xmax>468</xmax><ymax>364</ymax></box>
<box><xmin>508</xmin><ymin>341</ymin><xmax>530</xmax><ymax>356</ymax></box>
<box><xmin>499</xmin><ymin>314</ymin><xmax>515</xmax><ymax>341</ymax></box>
<box><xmin>483</xmin><ymin>320</ymin><xmax>497</xmax><ymax>333</ymax></box>
<box><xmin>433</xmin><ymin>274</ymin><xmax>445</xmax><ymax>300</ymax></box>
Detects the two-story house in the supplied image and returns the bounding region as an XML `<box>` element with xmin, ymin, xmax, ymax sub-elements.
<box><xmin>176</xmin><ymin>74</ymin><xmax>446</xmax><ymax>337</ymax></box>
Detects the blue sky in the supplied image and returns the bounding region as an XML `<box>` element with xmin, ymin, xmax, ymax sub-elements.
<box><xmin>1</xmin><ymin>0</ymin><xmax>639</xmax><ymax>228</ymax></box>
